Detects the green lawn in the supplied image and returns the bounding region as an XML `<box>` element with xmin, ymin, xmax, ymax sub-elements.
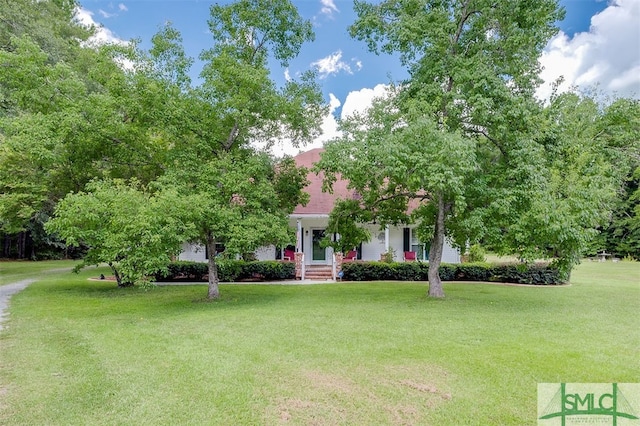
<box><xmin>0</xmin><ymin>259</ymin><xmax>80</xmax><ymax>286</ymax></box>
<box><xmin>0</xmin><ymin>260</ymin><xmax>638</xmax><ymax>425</ymax></box>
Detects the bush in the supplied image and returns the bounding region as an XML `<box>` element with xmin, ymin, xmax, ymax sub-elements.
<box><xmin>455</xmin><ymin>262</ymin><xmax>493</xmax><ymax>281</ymax></box>
<box><xmin>217</xmin><ymin>260</ymin><xmax>244</xmax><ymax>282</ymax></box>
<box><xmin>490</xmin><ymin>263</ymin><xmax>561</xmax><ymax>285</ymax></box>
<box><xmin>438</xmin><ymin>264</ymin><xmax>457</xmax><ymax>281</ymax></box>
<box><xmin>239</xmin><ymin>261</ymin><xmax>295</xmax><ymax>281</ymax></box>
<box><xmin>155</xmin><ymin>261</ymin><xmax>208</xmax><ymax>281</ymax></box>
<box><xmin>467</xmin><ymin>244</ymin><xmax>486</xmax><ymax>262</ymax></box>
<box><xmin>157</xmin><ymin>260</ymin><xmax>561</xmax><ymax>285</ymax></box>
<box><xmin>155</xmin><ymin>260</ymin><xmax>295</xmax><ymax>282</ymax></box>
<box><xmin>340</xmin><ymin>261</ymin><xmax>562</xmax><ymax>285</ymax></box>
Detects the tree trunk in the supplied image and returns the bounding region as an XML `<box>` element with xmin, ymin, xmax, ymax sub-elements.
<box><xmin>17</xmin><ymin>231</ymin><xmax>25</xmax><ymax>259</ymax></box>
<box><xmin>206</xmin><ymin>235</ymin><xmax>220</xmax><ymax>300</ymax></box>
<box><xmin>109</xmin><ymin>262</ymin><xmax>123</xmax><ymax>287</ymax></box>
<box><xmin>107</xmin><ymin>262</ymin><xmax>133</xmax><ymax>287</ymax></box>
<box><xmin>2</xmin><ymin>234</ymin><xmax>10</xmax><ymax>258</ymax></box>
<box><xmin>427</xmin><ymin>193</ymin><xmax>448</xmax><ymax>298</ymax></box>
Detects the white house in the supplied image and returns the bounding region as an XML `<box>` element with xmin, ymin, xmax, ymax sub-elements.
<box><xmin>179</xmin><ymin>148</ymin><xmax>461</xmax><ymax>269</ymax></box>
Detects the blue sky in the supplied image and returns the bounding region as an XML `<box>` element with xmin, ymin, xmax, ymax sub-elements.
<box><xmin>77</xmin><ymin>0</ymin><xmax>640</xmax><ymax>154</ymax></box>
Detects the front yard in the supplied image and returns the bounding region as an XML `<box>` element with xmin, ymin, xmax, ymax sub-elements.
<box><xmin>0</xmin><ymin>260</ymin><xmax>638</xmax><ymax>424</ymax></box>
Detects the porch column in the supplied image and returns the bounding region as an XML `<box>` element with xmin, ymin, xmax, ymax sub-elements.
<box><xmin>384</xmin><ymin>225</ymin><xmax>390</xmax><ymax>252</ymax></box>
<box><xmin>295</xmin><ymin>252</ymin><xmax>304</xmax><ymax>280</ymax></box>
<box><xmin>296</xmin><ymin>219</ymin><xmax>302</xmax><ymax>252</ymax></box>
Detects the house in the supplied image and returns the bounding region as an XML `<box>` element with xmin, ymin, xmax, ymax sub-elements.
<box><xmin>179</xmin><ymin>148</ymin><xmax>460</xmax><ymax>276</ymax></box>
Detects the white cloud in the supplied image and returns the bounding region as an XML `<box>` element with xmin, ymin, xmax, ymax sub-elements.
<box><xmin>320</xmin><ymin>0</ymin><xmax>339</xmax><ymax>17</ymax></box>
<box><xmin>75</xmin><ymin>7</ymin><xmax>133</xmax><ymax>72</ymax></box>
<box><xmin>267</xmin><ymin>93</ymin><xmax>342</xmax><ymax>157</ymax></box>
<box><xmin>311</xmin><ymin>51</ymin><xmax>362</xmax><ymax>79</ymax></box>
<box><xmin>118</xmin><ymin>3</ymin><xmax>128</xmax><ymax>12</ymax></box>
<box><xmin>284</xmin><ymin>68</ymin><xmax>291</xmax><ymax>82</ymax></box>
<box><xmin>341</xmin><ymin>84</ymin><xmax>390</xmax><ymax>119</ymax></box>
<box><xmin>317</xmin><ymin>93</ymin><xmax>342</xmax><ymax>142</ymax></box>
<box><xmin>537</xmin><ymin>0</ymin><xmax>640</xmax><ymax>100</ymax></box>
<box><xmin>268</xmin><ymin>85</ymin><xmax>395</xmax><ymax>157</ymax></box>
<box><xmin>98</xmin><ymin>9</ymin><xmax>117</xmax><ymax>19</ymax></box>
<box><xmin>75</xmin><ymin>7</ymin><xmax>126</xmax><ymax>46</ymax></box>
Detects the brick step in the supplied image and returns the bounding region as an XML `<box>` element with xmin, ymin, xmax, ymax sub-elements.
<box><xmin>304</xmin><ymin>266</ymin><xmax>334</xmax><ymax>280</ymax></box>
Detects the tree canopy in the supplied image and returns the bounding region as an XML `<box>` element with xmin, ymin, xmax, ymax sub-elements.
<box><xmin>2</xmin><ymin>0</ymin><xmax>637</xmax><ymax>299</ymax></box>
<box><xmin>3</xmin><ymin>0</ymin><xmax>323</xmax><ymax>299</ymax></box>
<box><xmin>318</xmin><ymin>0</ymin><xmax>586</xmax><ymax>297</ymax></box>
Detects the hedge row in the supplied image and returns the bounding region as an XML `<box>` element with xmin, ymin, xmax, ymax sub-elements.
<box><xmin>341</xmin><ymin>261</ymin><xmax>562</xmax><ymax>285</ymax></box>
<box><xmin>155</xmin><ymin>260</ymin><xmax>295</xmax><ymax>282</ymax></box>
<box><xmin>156</xmin><ymin>260</ymin><xmax>561</xmax><ymax>285</ymax></box>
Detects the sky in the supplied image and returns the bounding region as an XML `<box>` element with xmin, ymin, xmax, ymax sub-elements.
<box><xmin>76</xmin><ymin>0</ymin><xmax>640</xmax><ymax>156</ymax></box>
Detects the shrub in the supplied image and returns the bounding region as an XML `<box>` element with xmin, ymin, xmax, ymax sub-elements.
<box><xmin>155</xmin><ymin>260</ymin><xmax>295</xmax><ymax>282</ymax></box>
<box><xmin>467</xmin><ymin>244</ymin><xmax>486</xmax><ymax>262</ymax></box>
<box><xmin>455</xmin><ymin>262</ymin><xmax>493</xmax><ymax>281</ymax></box>
<box><xmin>155</xmin><ymin>261</ymin><xmax>208</xmax><ymax>282</ymax></box>
<box><xmin>240</xmin><ymin>261</ymin><xmax>295</xmax><ymax>281</ymax></box>
<box><xmin>491</xmin><ymin>263</ymin><xmax>562</xmax><ymax>285</ymax></box>
<box><xmin>157</xmin><ymin>260</ymin><xmax>561</xmax><ymax>285</ymax></box>
<box><xmin>380</xmin><ymin>248</ymin><xmax>396</xmax><ymax>263</ymax></box>
<box><xmin>217</xmin><ymin>260</ymin><xmax>244</xmax><ymax>282</ymax></box>
<box><xmin>340</xmin><ymin>261</ymin><xmax>562</xmax><ymax>285</ymax></box>
<box><xmin>438</xmin><ymin>264</ymin><xmax>457</xmax><ymax>281</ymax></box>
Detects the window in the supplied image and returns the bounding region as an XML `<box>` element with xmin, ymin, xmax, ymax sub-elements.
<box><xmin>410</xmin><ymin>232</ymin><xmax>423</xmax><ymax>260</ymax></box>
<box><xmin>403</xmin><ymin>228</ymin><xmax>430</xmax><ymax>261</ymax></box>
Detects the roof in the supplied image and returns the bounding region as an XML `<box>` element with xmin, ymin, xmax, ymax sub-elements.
<box><xmin>292</xmin><ymin>148</ymin><xmax>353</xmax><ymax>216</ymax></box>
<box><xmin>291</xmin><ymin>147</ymin><xmax>423</xmax><ymax>217</ymax></box>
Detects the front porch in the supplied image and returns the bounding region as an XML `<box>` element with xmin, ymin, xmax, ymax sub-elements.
<box><xmin>276</xmin><ymin>215</ymin><xmax>460</xmax><ymax>266</ymax></box>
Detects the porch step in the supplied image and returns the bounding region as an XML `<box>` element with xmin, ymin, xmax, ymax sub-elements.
<box><xmin>304</xmin><ymin>265</ymin><xmax>334</xmax><ymax>280</ymax></box>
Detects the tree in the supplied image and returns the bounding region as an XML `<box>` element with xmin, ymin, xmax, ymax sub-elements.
<box><xmin>159</xmin><ymin>151</ymin><xmax>308</xmax><ymax>299</ymax></box>
<box><xmin>152</xmin><ymin>0</ymin><xmax>323</xmax><ymax>300</ymax></box>
<box><xmin>320</xmin><ymin>199</ymin><xmax>372</xmax><ymax>255</ymax></box>
<box><xmin>45</xmin><ymin>179</ymin><xmax>194</xmax><ymax>287</ymax></box>
<box><xmin>485</xmin><ymin>91</ymin><xmax>619</xmax><ymax>275</ymax></box>
<box><xmin>0</xmin><ymin>0</ymin><xmax>91</xmax><ymax>66</ymax></box>
<box><xmin>0</xmin><ymin>17</ymin><xmax>191</xmax><ymax>257</ymax></box>
<box><xmin>195</xmin><ymin>0</ymin><xmax>324</xmax><ymax>154</ymax></box>
<box><xmin>594</xmin><ymin>98</ymin><xmax>640</xmax><ymax>258</ymax></box>
<box><xmin>319</xmin><ymin>0</ymin><xmax>565</xmax><ymax>297</ymax></box>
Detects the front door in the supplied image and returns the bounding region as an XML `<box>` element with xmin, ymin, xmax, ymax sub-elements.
<box><xmin>312</xmin><ymin>229</ymin><xmax>326</xmax><ymax>262</ymax></box>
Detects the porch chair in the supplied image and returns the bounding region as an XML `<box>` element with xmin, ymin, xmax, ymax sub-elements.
<box><xmin>403</xmin><ymin>251</ymin><xmax>417</xmax><ymax>262</ymax></box>
<box><xmin>283</xmin><ymin>249</ymin><xmax>296</xmax><ymax>261</ymax></box>
<box><xmin>343</xmin><ymin>250</ymin><xmax>357</xmax><ymax>262</ymax></box>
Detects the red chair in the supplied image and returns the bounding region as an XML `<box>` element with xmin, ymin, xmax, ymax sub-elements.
<box><xmin>404</xmin><ymin>251</ymin><xmax>417</xmax><ymax>261</ymax></box>
<box><xmin>283</xmin><ymin>249</ymin><xmax>295</xmax><ymax>261</ymax></box>
<box><xmin>343</xmin><ymin>250</ymin><xmax>357</xmax><ymax>262</ymax></box>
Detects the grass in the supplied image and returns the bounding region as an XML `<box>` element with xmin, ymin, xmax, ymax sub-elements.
<box><xmin>0</xmin><ymin>259</ymin><xmax>80</xmax><ymax>286</ymax></box>
<box><xmin>0</xmin><ymin>260</ymin><xmax>638</xmax><ymax>425</ymax></box>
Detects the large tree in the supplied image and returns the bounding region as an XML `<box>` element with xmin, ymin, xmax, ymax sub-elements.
<box><xmin>156</xmin><ymin>0</ymin><xmax>323</xmax><ymax>299</ymax></box>
<box><xmin>486</xmin><ymin>91</ymin><xmax>620</xmax><ymax>274</ymax></box>
<box><xmin>1</xmin><ymin>9</ymin><xmax>199</xmax><ymax>258</ymax></box>
<box><xmin>319</xmin><ymin>0</ymin><xmax>566</xmax><ymax>297</ymax></box>
<box><xmin>0</xmin><ymin>16</ymin><xmax>183</xmax><ymax>254</ymax></box>
<box><xmin>4</xmin><ymin>0</ymin><xmax>323</xmax><ymax>293</ymax></box>
<box><xmin>593</xmin><ymin>98</ymin><xmax>640</xmax><ymax>258</ymax></box>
